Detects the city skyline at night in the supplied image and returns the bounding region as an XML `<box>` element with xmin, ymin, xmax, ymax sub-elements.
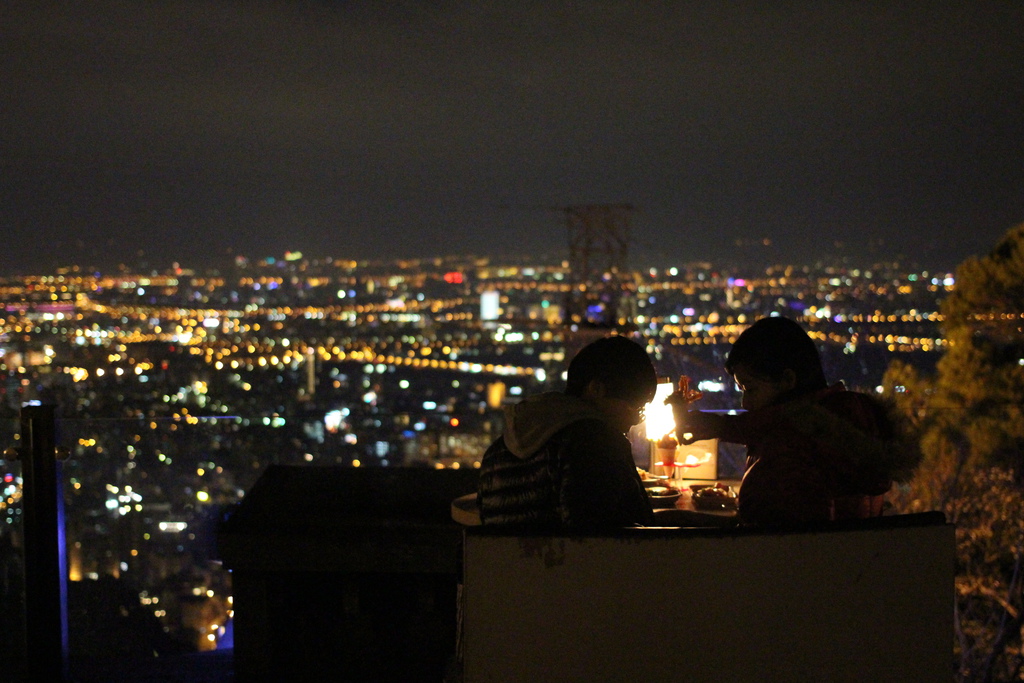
<box><xmin>3</xmin><ymin>3</ymin><xmax>1024</xmax><ymax>676</ymax></box>
<box><xmin>0</xmin><ymin>238</ymin><xmax>1017</xmax><ymax>672</ymax></box>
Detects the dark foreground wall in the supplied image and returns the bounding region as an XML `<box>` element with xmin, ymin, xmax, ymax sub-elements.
<box><xmin>218</xmin><ymin>465</ymin><xmax>478</xmax><ymax>682</ymax></box>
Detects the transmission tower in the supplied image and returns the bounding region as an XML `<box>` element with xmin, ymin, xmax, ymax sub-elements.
<box><xmin>562</xmin><ymin>203</ymin><xmax>635</xmax><ymax>328</ymax></box>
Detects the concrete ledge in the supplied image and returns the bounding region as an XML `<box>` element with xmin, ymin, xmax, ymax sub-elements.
<box><xmin>462</xmin><ymin>513</ymin><xmax>953</xmax><ymax>683</ymax></box>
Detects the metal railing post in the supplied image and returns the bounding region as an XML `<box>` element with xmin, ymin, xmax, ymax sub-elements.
<box><xmin>20</xmin><ymin>404</ymin><xmax>69</xmax><ymax>682</ymax></box>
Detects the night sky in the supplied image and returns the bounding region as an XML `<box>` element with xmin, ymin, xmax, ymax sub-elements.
<box><xmin>3</xmin><ymin>1</ymin><xmax>1023</xmax><ymax>274</ymax></box>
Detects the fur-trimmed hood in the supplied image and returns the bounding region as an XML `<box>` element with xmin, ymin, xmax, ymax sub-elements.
<box><xmin>502</xmin><ymin>392</ymin><xmax>606</xmax><ymax>458</ymax></box>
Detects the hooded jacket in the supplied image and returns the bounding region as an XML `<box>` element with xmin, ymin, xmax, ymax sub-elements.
<box><xmin>477</xmin><ymin>392</ymin><xmax>654</xmax><ymax>528</ymax></box>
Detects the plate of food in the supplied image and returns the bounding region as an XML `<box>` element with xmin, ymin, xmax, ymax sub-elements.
<box><xmin>637</xmin><ymin>468</ymin><xmax>668</xmax><ymax>487</ymax></box>
<box><xmin>690</xmin><ymin>483</ymin><xmax>738</xmax><ymax>511</ymax></box>
<box><xmin>647</xmin><ymin>485</ymin><xmax>682</xmax><ymax>508</ymax></box>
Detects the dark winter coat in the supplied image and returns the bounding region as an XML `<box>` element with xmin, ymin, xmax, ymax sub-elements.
<box><xmin>477</xmin><ymin>392</ymin><xmax>654</xmax><ymax>529</ymax></box>
<box><xmin>718</xmin><ymin>383</ymin><xmax>896</xmax><ymax>526</ymax></box>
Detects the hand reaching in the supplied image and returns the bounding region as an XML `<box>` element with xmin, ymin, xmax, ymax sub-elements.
<box><xmin>665</xmin><ymin>376</ymin><xmax>722</xmax><ymax>444</ymax></box>
<box><xmin>674</xmin><ymin>376</ymin><xmax>703</xmax><ymax>404</ymax></box>
<box><xmin>672</xmin><ymin>409</ymin><xmax>725</xmax><ymax>444</ymax></box>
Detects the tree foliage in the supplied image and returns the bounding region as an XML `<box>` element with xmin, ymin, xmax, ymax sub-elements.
<box><xmin>883</xmin><ymin>223</ymin><xmax>1024</xmax><ymax>681</ymax></box>
<box><xmin>938</xmin><ymin>222</ymin><xmax>1024</xmax><ymax>473</ymax></box>
<box><xmin>949</xmin><ymin>468</ymin><xmax>1024</xmax><ymax>682</ymax></box>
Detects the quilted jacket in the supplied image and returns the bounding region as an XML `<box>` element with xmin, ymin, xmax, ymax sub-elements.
<box><xmin>477</xmin><ymin>392</ymin><xmax>654</xmax><ymax>529</ymax></box>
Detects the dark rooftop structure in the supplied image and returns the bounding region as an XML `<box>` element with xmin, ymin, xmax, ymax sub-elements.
<box><xmin>218</xmin><ymin>465</ymin><xmax>478</xmax><ymax>682</ymax></box>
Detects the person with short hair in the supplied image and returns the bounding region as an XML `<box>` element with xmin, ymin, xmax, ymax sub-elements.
<box><xmin>477</xmin><ymin>336</ymin><xmax>657</xmax><ymax>529</ymax></box>
<box><xmin>670</xmin><ymin>316</ymin><xmax>910</xmax><ymax>526</ymax></box>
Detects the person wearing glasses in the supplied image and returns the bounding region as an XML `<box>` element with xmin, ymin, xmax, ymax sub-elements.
<box><xmin>478</xmin><ymin>335</ymin><xmax>657</xmax><ymax>529</ymax></box>
<box><xmin>669</xmin><ymin>316</ymin><xmax>911</xmax><ymax>526</ymax></box>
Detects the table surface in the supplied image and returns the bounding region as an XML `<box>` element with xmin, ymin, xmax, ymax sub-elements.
<box><xmin>451</xmin><ymin>492</ymin><xmax>482</xmax><ymax>526</ymax></box>
<box><xmin>451</xmin><ymin>479</ymin><xmax>741</xmax><ymax>527</ymax></box>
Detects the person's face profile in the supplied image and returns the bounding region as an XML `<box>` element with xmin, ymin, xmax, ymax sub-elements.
<box><xmin>585</xmin><ymin>380</ymin><xmax>651</xmax><ymax>434</ymax></box>
<box><xmin>598</xmin><ymin>395</ymin><xmax>646</xmax><ymax>434</ymax></box>
<box><xmin>731</xmin><ymin>363</ymin><xmax>794</xmax><ymax>411</ymax></box>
